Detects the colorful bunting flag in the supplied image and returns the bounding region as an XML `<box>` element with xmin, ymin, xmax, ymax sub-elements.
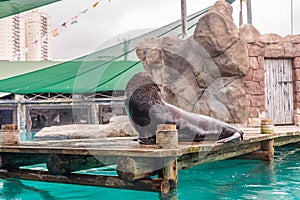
<box><xmin>82</xmin><ymin>9</ymin><xmax>88</xmax><ymax>14</ymax></box>
<box><xmin>71</xmin><ymin>19</ymin><xmax>78</xmax><ymax>25</ymax></box>
<box><xmin>61</xmin><ymin>22</ymin><xmax>67</xmax><ymax>28</ymax></box>
<box><xmin>70</xmin><ymin>16</ymin><xmax>78</xmax><ymax>25</ymax></box>
<box><xmin>93</xmin><ymin>2</ymin><xmax>99</xmax><ymax>8</ymax></box>
<box><xmin>46</xmin><ymin>1</ymin><xmax>103</xmax><ymax>41</ymax></box>
<box><xmin>52</xmin><ymin>29</ymin><xmax>59</xmax><ymax>37</ymax></box>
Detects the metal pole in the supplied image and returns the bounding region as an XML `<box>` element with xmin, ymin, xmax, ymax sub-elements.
<box><xmin>246</xmin><ymin>0</ymin><xmax>252</xmax><ymax>24</ymax></box>
<box><xmin>181</xmin><ymin>0</ymin><xmax>187</xmax><ymax>39</ymax></box>
<box><xmin>239</xmin><ymin>0</ymin><xmax>243</xmax><ymax>26</ymax></box>
<box><xmin>291</xmin><ymin>0</ymin><xmax>294</xmax><ymax>35</ymax></box>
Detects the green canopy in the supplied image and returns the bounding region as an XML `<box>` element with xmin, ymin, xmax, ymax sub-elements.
<box><xmin>0</xmin><ymin>60</ymin><xmax>144</xmax><ymax>94</ymax></box>
<box><xmin>0</xmin><ymin>0</ymin><xmax>236</xmax><ymax>94</ymax></box>
<box><xmin>0</xmin><ymin>7</ymin><xmax>211</xmax><ymax>94</ymax></box>
<box><xmin>0</xmin><ymin>0</ymin><xmax>61</xmax><ymax>19</ymax></box>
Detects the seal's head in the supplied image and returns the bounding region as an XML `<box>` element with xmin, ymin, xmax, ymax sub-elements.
<box><xmin>125</xmin><ymin>72</ymin><xmax>165</xmax><ymax>144</ymax></box>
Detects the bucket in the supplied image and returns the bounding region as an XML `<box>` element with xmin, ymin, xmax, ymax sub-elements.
<box><xmin>260</xmin><ymin>118</ymin><xmax>274</xmax><ymax>134</ymax></box>
<box><xmin>1</xmin><ymin>124</ymin><xmax>19</xmax><ymax>145</ymax></box>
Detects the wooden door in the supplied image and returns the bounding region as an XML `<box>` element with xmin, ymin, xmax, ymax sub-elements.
<box><xmin>265</xmin><ymin>59</ymin><xmax>294</xmax><ymax>125</ymax></box>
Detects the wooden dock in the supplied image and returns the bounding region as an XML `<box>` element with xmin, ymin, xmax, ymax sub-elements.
<box><xmin>0</xmin><ymin>125</ymin><xmax>300</xmax><ymax>196</ymax></box>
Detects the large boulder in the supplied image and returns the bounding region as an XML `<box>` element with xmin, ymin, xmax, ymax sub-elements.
<box><xmin>136</xmin><ymin>0</ymin><xmax>249</xmax><ymax>124</ymax></box>
<box><xmin>193</xmin><ymin>1</ymin><xmax>249</xmax><ymax>77</ymax></box>
<box><xmin>239</xmin><ymin>24</ymin><xmax>261</xmax><ymax>43</ymax></box>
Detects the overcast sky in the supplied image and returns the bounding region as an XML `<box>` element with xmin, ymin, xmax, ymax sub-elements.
<box><xmin>40</xmin><ymin>0</ymin><xmax>300</xmax><ymax>60</ymax></box>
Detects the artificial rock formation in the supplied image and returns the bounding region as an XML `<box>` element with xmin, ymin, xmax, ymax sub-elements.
<box><xmin>136</xmin><ymin>0</ymin><xmax>249</xmax><ymax>124</ymax></box>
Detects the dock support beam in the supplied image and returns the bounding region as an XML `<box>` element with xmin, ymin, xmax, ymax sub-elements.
<box><xmin>0</xmin><ymin>153</ymin><xmax>47</xmax><ymax>169</ymax></box>
<box><xmin>0</xmin><ymin>169</ymin><xmax>166</xmax><ymax>193</ymax></box>
<box><xmin>46</xmin><ymin>154</ymin><xmax>114</xmax><ymax>175</ymax></box>
<box><xmin>238</xmin><ymin>139</ymin><xmax>275</xmax><ymax>161</ymax></box>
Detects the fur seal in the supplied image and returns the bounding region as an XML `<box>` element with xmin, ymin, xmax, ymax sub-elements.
<box><xmin>125</xmin><ymin>72</ymin><xmax>243</xmax><ymax>144</ymax></box>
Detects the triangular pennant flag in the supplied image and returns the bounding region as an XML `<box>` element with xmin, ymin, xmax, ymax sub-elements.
<box><xmin>61</xmin><ymin>22</ymin><xmax>67</xmax><ymax>28</ymax></box>
<box><xmin>82</xmin><ymin>9</ymin><xmax>88</xmax><ymax>14</ymax></box>
<box><xmin>71</xmin><ymin>19</ymin><xmax>78</xmax><ymax>25</ymax></box>
<box><xmin>52</xmin><ymin>29</ymin><xmax>59</xmax><ymax>37</ymax></box>
<box><xmin>93</xmin><ymin>2</ymin><xmax>99</xmax><ymax>8</ymax></box>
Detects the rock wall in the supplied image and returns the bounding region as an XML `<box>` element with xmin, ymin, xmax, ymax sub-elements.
<box><xmin>136</xmin><ymin>0</ymin><xmax>249</xmax><ymax>124</ymax></box>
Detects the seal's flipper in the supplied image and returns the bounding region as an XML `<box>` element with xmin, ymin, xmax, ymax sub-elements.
<box><xmin>217</xmin><ymin>132</ymin><xmax>243</xmax><ymax>143</ymax></box>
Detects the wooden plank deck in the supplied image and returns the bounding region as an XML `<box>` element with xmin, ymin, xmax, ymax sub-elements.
<box><xmin>0</xmin><ymin>125</ymin><xmax>300</xmax><ymax>195</ymax></box>
<box><xmin>1</xmin><ymin>126</ymin><xmax>299</xmax><ymax>158</ymax></box>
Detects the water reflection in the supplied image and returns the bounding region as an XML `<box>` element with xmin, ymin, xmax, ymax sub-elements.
<box><xmin>0</xmin><ymin>178</ymin><xmax>57</xmax><ymax>200</ymax></box>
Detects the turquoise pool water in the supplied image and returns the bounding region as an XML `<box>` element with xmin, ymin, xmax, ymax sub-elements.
<box><xmin>1</xmin><ymin>145</ymin><xmax>300</xmax><ymax>200</ymax></box>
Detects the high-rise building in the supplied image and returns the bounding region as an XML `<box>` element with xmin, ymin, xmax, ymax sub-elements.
<box><xmin>0</xmin><ymin>10</ymin><xmax>52</xmax><ymax>61</ymax></box>
<box><xmin>0</xmin><ymin>15</ymin><xmax>25</xmax><ymax>61</ymax></box>
<box><xmin>24</xmin><ymin>10</ymin><xmax>52</xmax><ymax>61</ymax></box>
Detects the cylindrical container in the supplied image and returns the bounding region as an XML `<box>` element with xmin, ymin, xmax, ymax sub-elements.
<box><xmin>1</xmin><ymin>124</ymin><xmax>19</xmax><ymax>145</ymax></box>
<box><xmin>260</xmin><ymin>118</ymin><xmax>274</xmax><ymax>134</ymax></box>
<box><xmin>156</xmin><ymin>124</ymin><xmax>178</xmax><ymax>148</ymax></box>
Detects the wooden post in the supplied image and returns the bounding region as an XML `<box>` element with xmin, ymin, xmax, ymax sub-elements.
<box><xmin>46</xmin><ymin>154</ymin><xmax>108</xmax><ymax>175</ymax></box>
<box><xmin>1</xmin><ymin>124</ymin><xmax>19</xmax><ymax>145</ymax></box>
<box><xmin>261</xmin><ymin>139</ymin><xmax>274</xmax><ymax>161</ymax></box>
<box><xmin>159</xmin><ymin>158</ymin><xmax>178</xmax><ymax>195</ymax></box>
<box><xmin>181</xmin><ymin>0</ymin><xmax>187</xmax><ymax>39</ymax></box>
<box><xmin>156</xmin><ymin>124</ymin><xmax>178</xmax><ymax>149</ymax></box>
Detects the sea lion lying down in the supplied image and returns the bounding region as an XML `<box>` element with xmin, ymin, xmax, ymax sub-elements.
<box><xmin>124</xmin><ymin>72</ymin><xmax>243</xmax><ymax>144</ymax></box>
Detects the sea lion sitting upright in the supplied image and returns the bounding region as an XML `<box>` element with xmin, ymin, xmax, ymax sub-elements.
<box><xmin>125</xmin><ymin>72</ymin><xmax>243</xmax><ymax>144</ymax></box>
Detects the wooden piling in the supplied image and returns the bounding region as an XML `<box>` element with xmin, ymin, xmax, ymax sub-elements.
<box><xmin>261</xmin><ymin>139</ymin><xmax>274</xmax><ymax>161</ymax></box>
<box><xmin>156</xmin><ymin>124</ymin><xmax>178</xmax><ymax>149</ymax></box>
<box><xmin>159</xmin><ymin>159</ymin><xmax>178</xmax><ymax>192</ymax></box>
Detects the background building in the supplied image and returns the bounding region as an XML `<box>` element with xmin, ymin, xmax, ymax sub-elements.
<box><xmin>24</xmin><ymin>10</ymin><xmax>52</xmax><ymax>61</ymax></box>
<box><xmin>0</xmin><ymin>15</ymin><xmax>25</xmax><ymax>61</ymax></box>
<box><xmin>0</xmin><ymin>10</ymin><xmax>52</xmax><ymax>61</ymax></box>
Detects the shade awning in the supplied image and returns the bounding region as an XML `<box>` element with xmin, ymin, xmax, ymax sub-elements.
<box><xmin>0</xmin><ymin>0</ymin><xmax>236</xmax><ymax>94</ymax></box>
<box><xmin>0</xmin><ymin>60</ymin><xmax>144</xmax><ymax>94</ymax></box>
<box><xmin>0</xmin><ymin>0</ymin><xmax>61</xmax><ymax>19</ymax></box>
